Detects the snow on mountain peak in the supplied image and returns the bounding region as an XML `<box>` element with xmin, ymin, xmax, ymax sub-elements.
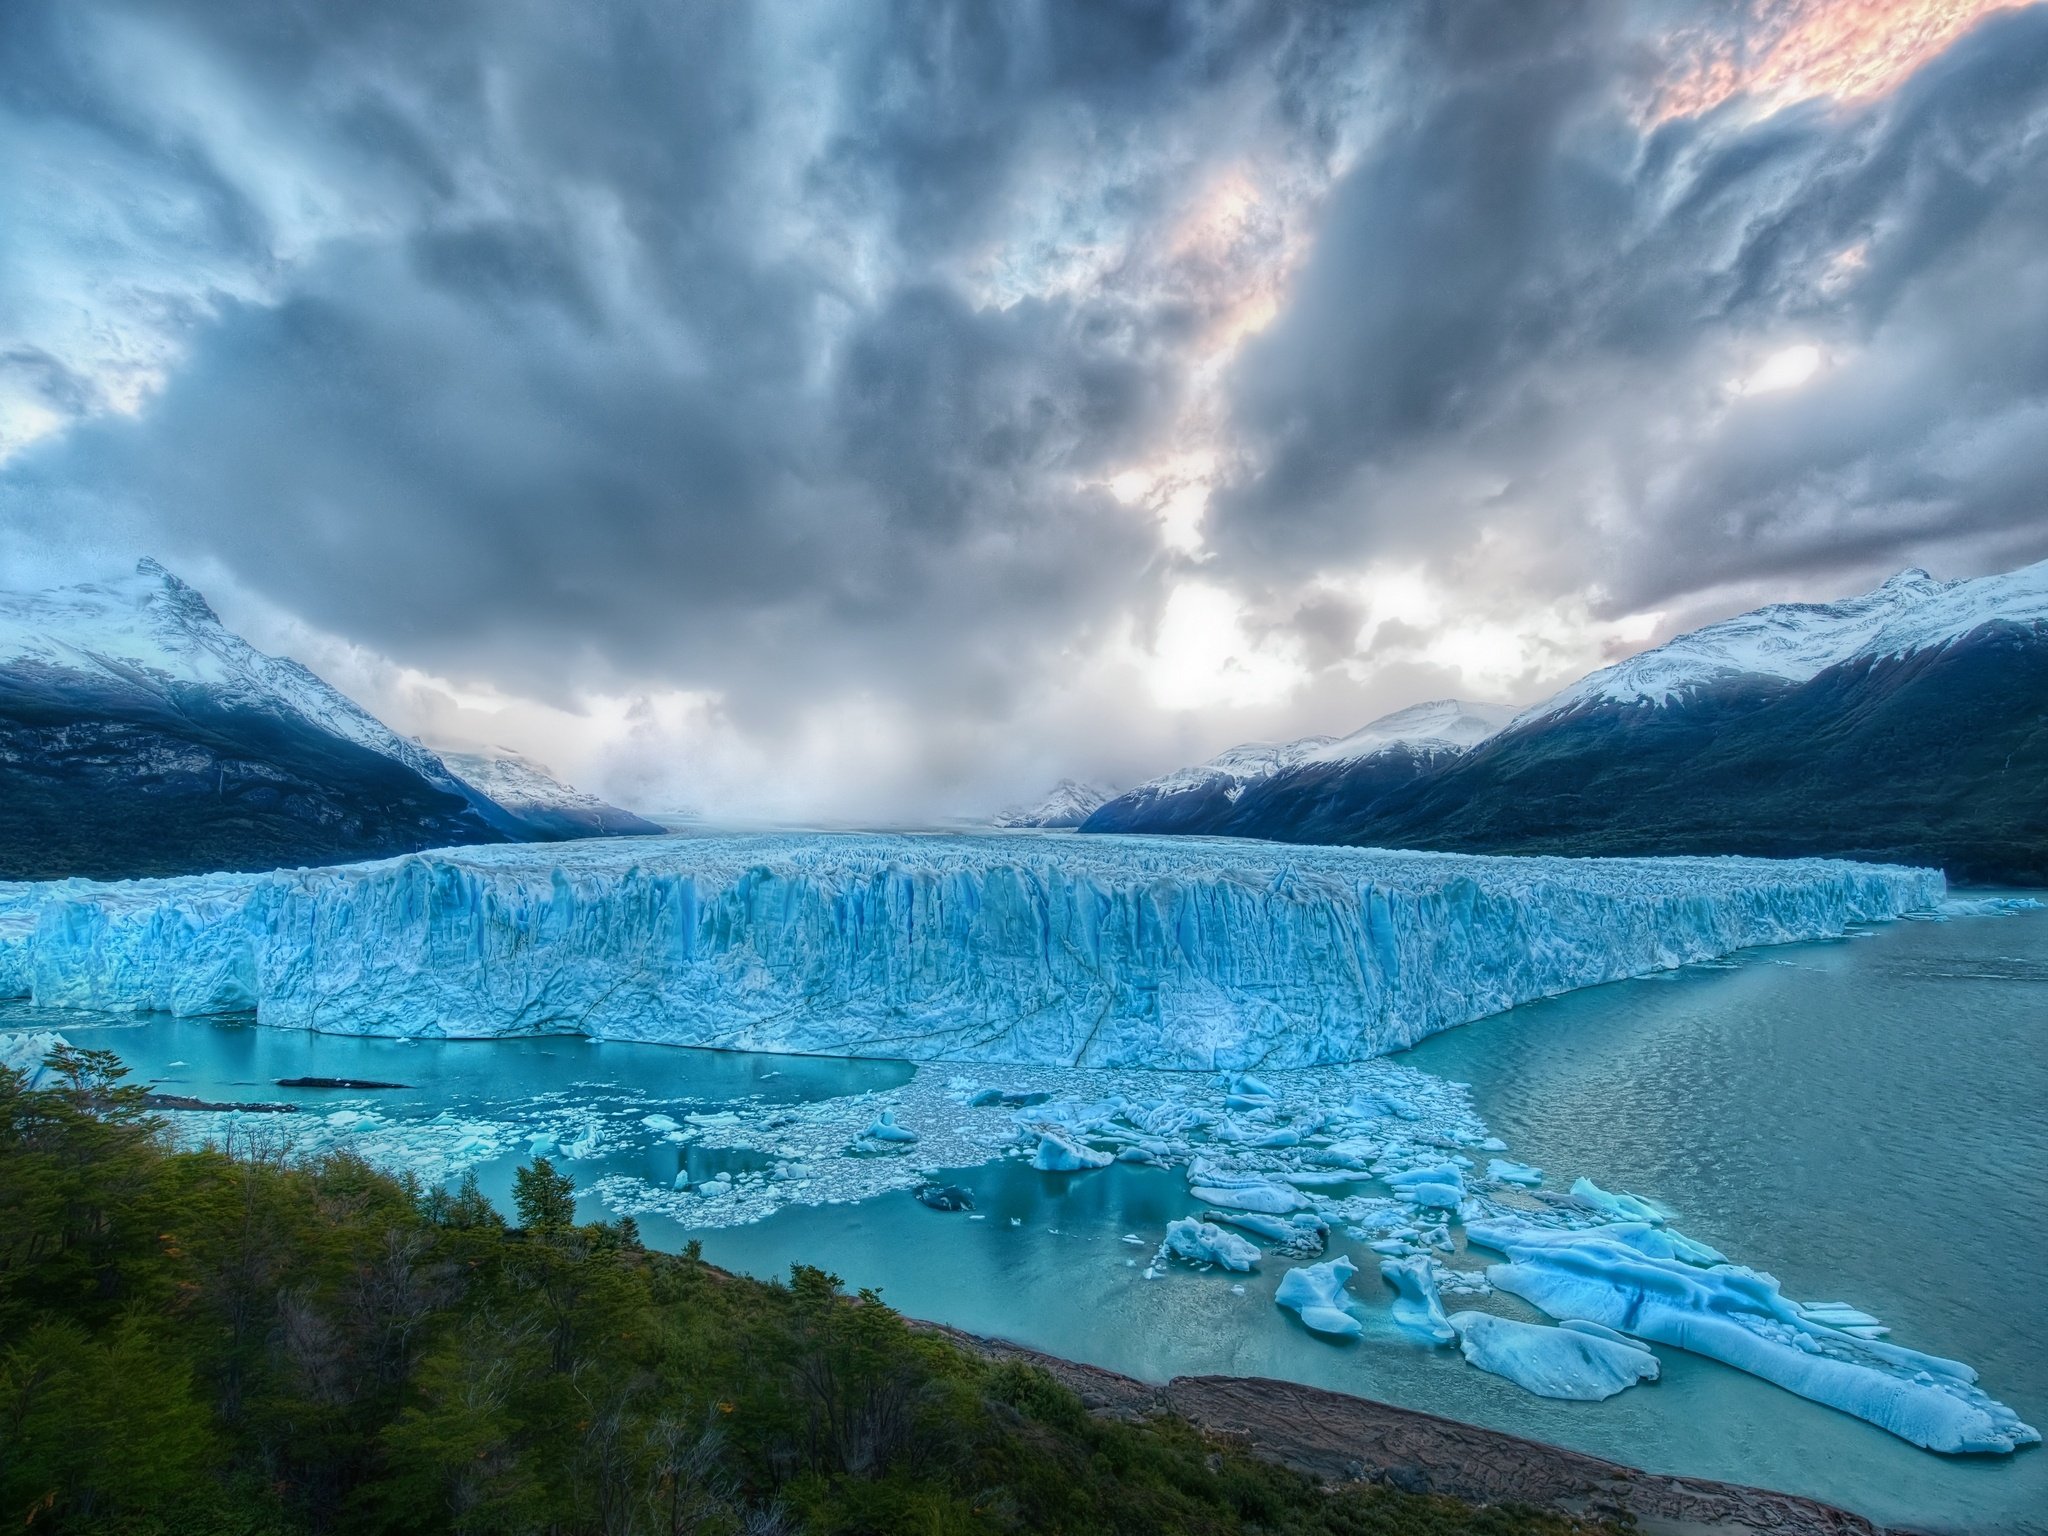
<box><xmin>1298</xmin><ymin>699</ymin><xmax>1519</xmax><ymax>767</ymax></box>
<box><xmin>0</xmin><ymin>558</ymin><xmax>478</xmax><ymax>802</ymax></box>
<box><xmin>1531</xmin><ymin>558</ymin><xmax>2048</xmax><ymax>719</ymax></box>
<box><xmin>437</xmin><ymin>746</ymin><xmax>612</xmax><ymax>814</ymax></box>
<box><xmin>1137</xmin><ymin>735</ymin><xmax>1338</xmax><ymax>801</ymax></box>
<box><xmin>992</xmin><ymin>778</ymin><xmax>1115</xmax><ymax>828</ymax></box>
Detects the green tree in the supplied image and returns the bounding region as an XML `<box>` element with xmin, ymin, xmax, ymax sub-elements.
<box><xmin>511</xmin><ymin>1158</ymin><xmax>576</xmax><ymax>1233</ymax></box>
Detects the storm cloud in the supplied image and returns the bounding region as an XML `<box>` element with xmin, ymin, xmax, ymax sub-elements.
<box><xmin>3</xmin><ymin>0</ymin><xmax>2045</xmax><ymax>817</ymax></box>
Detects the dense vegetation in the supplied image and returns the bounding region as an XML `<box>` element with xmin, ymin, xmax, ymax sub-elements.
<box><xmin>1</xmin><ymin>1049</ymin><xmax>1612</xmax><ymax>1536</ymax></box>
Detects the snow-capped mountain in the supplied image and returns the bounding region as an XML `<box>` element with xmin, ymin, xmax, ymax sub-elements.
<box><xmin>0</xmin><ymin>560</ymin><xmax>653</xmax><ymax>879</ymax></box>
<box><xmin>1297</xmin><ymin>699</ymin><xmax>1519</xmax><ymax>766</ymax></box>
<box><xmin>1528</xmin><ymin>562</ymin><xmax>2048</xmax><ymax>719</ymax></box>
<box><xmin>1081</xmin><ymin>701</ymin><xmax>1518</xmax><ymax>836</ymax></box>
<box><xmin>991</xmin><ymin>778</ymin><xmax>1115</xmax><ymax>829</ymax></box>
<box><xmin>1085</xmin><ymin>699</ymin><xmax>1516</xmax><ymax>840</ymax></box>
<box><xmin>439</xmin><ymin>746</ymin><xmax>664</xmax><ymax>839</ymax></box>
<box><xmin>1087</xmin><ymin>559</ymin><xmax>2048</xmax><ymax>884</ymax></box>
<box><xmin>1080</xmin><ymin>735</ymin><xmax>1335</xmax><ymax>835</ymax></box>
<box><xmin>0</xmin><ymin>558</ymin><xmax>495</xmax><ymax>815</ymax></box>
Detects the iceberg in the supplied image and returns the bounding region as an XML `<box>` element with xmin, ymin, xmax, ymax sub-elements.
<box><xmin>1274</xmin><ymin>1256</ymin><xmax>1364</xmax><ymax>1338</ymax></box>
<box><xmin>1570</xmin><ymin>1177</ymin><xmax>1667</xmax><ymax>1224</ymax></box>
<box><xmin>1466</xmin><ymin>1217</ymin><xmax>2039</xmax><ymax>1454</ymax></box>
<box><xmin>1206</xmin><ymin>1210</ymin><xmax>1327</xmax><ymax>1255</ymax></box>
<box><xmin>1161</xmin><ymin>1217</ymin><xmax>1261</xmax><ymax>1273</ymax></box>
<box><xmin>1030</xmin><ymin>1130</ymin><xmax>1111</xmax><ymax>1171</ymax></box>
<box><xmin>1379</xmin><ymin>1256</ymin><xmax>1456</xmax><ymax>1344</ymax></box>
<box><xmin>1449</xmin><ymin>1310</ymin><xmax>1660</xmax><ymax>1400</ymax></box>
<box><xmin>1486</xmin><ymin>1158</ymin><xmax>1543</xmax><ymax>1187</ymax></box>
<box><xmin>1384</xmin><ymin>1164</ymin><xmax>1466</xmax><ymax>1209</ymax></box>
<box><xmin>863</xmin><ymin>1110</ymin><xmax>918</xmax><ymax>1144</ymax></box>
<box><xmin>0</xmin><ymin>833</ymin><xmax>1939</xmax><ymax>1069</ymax></box>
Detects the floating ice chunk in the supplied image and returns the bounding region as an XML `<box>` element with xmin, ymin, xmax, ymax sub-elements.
<box><xmin>864</xmin><ymin>1110</ymin><xmax>919</xmax><ymax>1144</ymax></box>
<box><xmin>1188</xmin><ymin>1173</ymin><xmax>1308</xmax><ymax>1215</ymax></box>
<box><xmin>640</xmin><ymin>1113</ymin><xmax>681</xmax><ymax>1133</ymax></box>
<box><xmin>968</xmin><ymin>1087</ymin><xmax>1053</xmax><ymax>1107</ymax></box>
<box><xmin>1570</xmin><ymin>1177</ymin><xmax>1666</xmax><ymax>1224</ymax></box>
<box><xmin>1275</xmin><ymin>1256</ymin><xmax>1363</xmax><ymax>1338</ymax></box>
<box><xmin>1449</xmin><ymin>1310</ymin><xmax>1659</xmax><ymax>1400</ymax></box>
<box><xmin>1115</xmin><ymin>1146</ymin><xmax>1156</xmax><ymax>1164</ymax></box>
<box><xmin>915</xmin><ymin>1183</ymin><xmax>975</xmax><ymax>1211</ymax></box>
<box><xmin>1379</xmin><ymin>1257</ymin><xmax>1456</xmax><ymax>1344</ymax></box>
<box><xmin>1162</xmin><ymin>1217</ymin><xmax>1261</xmax><ymax>1273</ymax></box>
<box><xmin>1031</xmin><ymin>1131</ymin><xmax>1112</xmax><ymax>1171</ymax></box>
<box><xmin>1384</xmin><ymin>1165</ymin><xmax>1466</xmax><ymax>1209</ymax></box>
<box><xmin>1233</xmin><ymin>1073</ymin><xmax>1275</xmax><ymax>1100</ymax></box>
<box><xmin>1798</xmin><ymin>1300</ymin><xmax>1889</xmax><ymax>1337</ymax></box>
<box><xmin>1466</xmin><ymin>1217</ymin><xmax>2039</xmax><ymax>1454</ymax></box>
<box><xmin>1933</xmin><ymin>896</ymin><xmax>2044</xmax><ymax>918</ymax></box>
<box><xmin>1351</xmin><ymin>1092</ymin><xmax>1420</xmax><ymax>1121</ymax></box>
<box><xmin>1208</xmin><ymin>1210</ymin><xmax>1327</xmax><ymax>1256</ymax></box>
<box><xmin>1487</xmin><ymin>1158</ymin><xmax>1544</xmax><ymax>1187</ymax></box>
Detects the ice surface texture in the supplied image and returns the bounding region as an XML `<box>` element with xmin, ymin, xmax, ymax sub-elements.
<box><xmin>1449</xmin><ymin>1311</ymin><xmax>1660</xmax><ymax>1400</ymax></box>
<box><xmin>0</xmin><ymin>833</ymin><xmax>1939</xmax><ymax>1069</ymax></box>
<box><xmin>1467</xmin><ymin>1218</ymin><xmax>2039</xmax><ymax>1454</ymax></box>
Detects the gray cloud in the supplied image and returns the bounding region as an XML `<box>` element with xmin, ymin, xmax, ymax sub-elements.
<box><xmin>1211</xmin><ymin>2</ymin><xmax>2048</xmax><ymax>615</ymax></box>
<box><xmin>3</xmin><ymin>0</ymin><xmax>2046</xmax><ymax>813</ymax></box>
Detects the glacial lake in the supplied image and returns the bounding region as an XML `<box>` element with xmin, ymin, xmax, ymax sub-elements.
<box><xmin>12</xmin><ymin>901</ymin><xmax>2045</xmax><ymax>1535</ymax></box>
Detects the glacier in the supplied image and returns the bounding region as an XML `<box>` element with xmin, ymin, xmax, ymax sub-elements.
<box><xmin>0</xmin><ymin>832</ymin><xmax>1939</xmax><ymax>1069</ymax></box>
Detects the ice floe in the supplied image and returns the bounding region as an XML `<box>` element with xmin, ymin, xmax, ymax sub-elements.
<box><xmin>1466</xmin><ymin>1217</ymin><xmax>2039</xmax><ymax>1454</ymax></box>
<box><xmin>1275</xmin><ymin>1256</ymin><xmax>1364</xmax><ymax>1337</ymax></box>
<box><xmin>1380</xmin><ymin>1256</ymin><xmax>1456</xmax><ymax>1344</ymax></box>
<box><xmin>1161</xmin><ymin>1217</ymin><xmax>1262</xmax><ymax>1273</ymax></box>
<box><xmin>1449</xmin><ymin>1310</ymin><xmax>1660</xmax><ymax>1400</ymax></box>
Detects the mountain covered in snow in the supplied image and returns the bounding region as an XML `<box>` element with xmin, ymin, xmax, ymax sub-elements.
<box><xmin>1079</xmin><ymin>735</ymin><xmax>1336</xmax><ymax>834</ymax></box>
<box><xmin>1082</xmin><ymin>701</ymin><xmax>1513</xmax><ymax>836</ymax></box>
<box><xmin>1089</xmin><ymin>560</ymin><xmax>2048</xmax><ymax>884</ymax></box>
<box><xmin>0</xmin><ymin>561</ymin><xmax>655</xmax><ymax>879</ymax></box>
<box><xmin>438</xmin><ymin>746</ymin><xmax>664</xmax><ymax>839</ymax></box>
<box><xmin>991</xmin><ymin>778</ymin><xmax>1115</xmax><ymax>829</ymax></box>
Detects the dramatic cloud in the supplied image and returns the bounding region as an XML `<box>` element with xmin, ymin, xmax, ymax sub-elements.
<box><xmin>3</xmin><ymin>0</ymin><xmax>2045</xmax><ymax>817</ymax></box>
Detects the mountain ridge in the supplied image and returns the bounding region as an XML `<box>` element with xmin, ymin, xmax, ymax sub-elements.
<box><xmin>1082</xmin><ymin>561</ymin><xmax>2048</xmax><ymax>883</ymax></box>
<box><xmin>0</xmin><ymin>560</ymin><xmax>659</xmax><ymax>879</ymax></box>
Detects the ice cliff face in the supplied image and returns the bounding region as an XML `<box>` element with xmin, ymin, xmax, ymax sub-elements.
<box><xmin>0</xmin><ymin>834</ymin><xmax>1941</xmax><ymax>1069</ymax></box>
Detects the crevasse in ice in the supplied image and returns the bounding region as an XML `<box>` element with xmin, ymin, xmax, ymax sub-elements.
<box><xmin>0</xmin><ymin>833</ymin><xmax>1940</xmax><ymax>1068</ymax></box>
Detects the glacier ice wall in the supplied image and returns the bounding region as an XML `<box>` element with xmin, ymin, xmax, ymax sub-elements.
<box><xmin>0</xmin><ymin>833</ymin><xmax>1942</xmax><ymax>1069</ymax></box>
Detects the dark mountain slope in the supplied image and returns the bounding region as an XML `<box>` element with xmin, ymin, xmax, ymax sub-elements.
<box><xmin>1229</xmin><ymin>625</ymin><xmax>2048</xmax><ymax>884</ymax></box>
<box><xmin>0</xmin><ymin>664</ymin><xmax>507</xmax><ymax>880</ymax></box>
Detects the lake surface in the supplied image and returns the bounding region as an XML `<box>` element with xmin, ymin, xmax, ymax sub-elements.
<box><xmin>14</xmin><ymin>903</ymin><xmax>2045</xmax><ymax>1535</ymax></box>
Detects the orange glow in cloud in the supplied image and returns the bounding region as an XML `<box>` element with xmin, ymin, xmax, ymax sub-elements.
<box><xmin>1654</xmin><ymin>0</ymin><xmax>2020</xmax><ymax>121</ymax></box>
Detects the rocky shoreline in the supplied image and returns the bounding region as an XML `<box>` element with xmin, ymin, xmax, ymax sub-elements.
<box><xmin>920</xmin><ymin>1321</ymin><xmax>1897</xmax><ymax>1536</ymax></box>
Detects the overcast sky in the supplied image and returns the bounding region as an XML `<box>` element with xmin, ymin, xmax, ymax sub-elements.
<box><xmin>4</xmin><ymin>0</ymin><xmax>2046</xmax><ymax>820</ymax></box>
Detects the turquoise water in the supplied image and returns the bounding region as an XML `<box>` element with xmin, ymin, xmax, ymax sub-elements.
<box><xmin>18</xmin><ymin>906</ymin><xmax>2045</xmax><ymax>1534</ymax></box>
